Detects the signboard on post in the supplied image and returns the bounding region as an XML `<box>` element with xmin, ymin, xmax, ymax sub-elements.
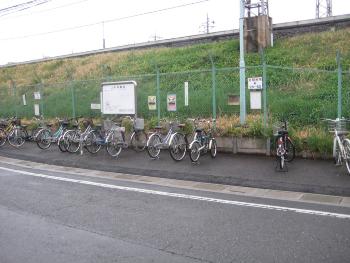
<box><xmin>34</xmin><ymin>92</ymin><xmax>41</xmax><ymax>100</ymax></box>
<box><xmin>101</xmin><ymin>81</ymin><xmax>137</xmax><ymax>115</ymax></box>
<box><xmin>148</xmin><ymin>96</ymin><xmax>156</xmax><ymax>110</ymax></box>
<box><xmin>248</xmin><ymin>77</ymin><xmax>263</xmax><ymax>90</ymax></box>
<box><xmin>167</xmin><ymin>94</ymin><xmax>176</xmax><ymax>112</ymax></box>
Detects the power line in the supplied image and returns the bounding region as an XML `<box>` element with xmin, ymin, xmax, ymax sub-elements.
<box><xmin>0</xmin><ymin>0</ymin><xmax>210</xmax><ymax>41</ymax></box>
<box><xmin>0</xmin><ymin>0</ymin><xmax>53</xmax><ymax>17</ymax></box>
<box><xmin>0</xmin><ymin>0</ymin><xmax>88</xmax><ymax>21</ymax></box>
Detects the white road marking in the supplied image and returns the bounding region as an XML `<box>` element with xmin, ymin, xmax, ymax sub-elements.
<box><xmin>1</xmin><ymin>166</ymin><xmax>350</xmax><ymax>220</ymax></box>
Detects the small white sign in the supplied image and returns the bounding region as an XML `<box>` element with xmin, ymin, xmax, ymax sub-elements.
<box><xmin>91</xmin><ymin>103</ymin><xmax>101</xmax><ymax>110</ymax></box>
<box><xmin>34</xmin><ymin>92</ymin><xmax>41</xmax><ymax>100</ymax></box>
<box><xmin>22</xmin><ymin>94</ymin><xmax>27</xmax><ymax>106</ymax></box>
<box><xmin>34</xmin><ymin>104</ymin><xmax>40</xmax><ymax>116</ymax></box>
<box><xmin>248</xmin><ymin>77</ymin><xmax>263</xmax><ymax>90</ymax></box>
<box><xmin>250</xmin><ymin>91</ymin><xmax>262</xmax><ymax>110</ymax></box>
<box><xmin>184</xmin><ymin>82</ymin><xmax>189</xmax><ymax>106</ymax></box>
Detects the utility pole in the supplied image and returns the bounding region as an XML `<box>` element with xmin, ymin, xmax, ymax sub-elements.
<box><xmin>239</xmin><ymin>0</ymin><xmax>246</xmax><ymax>124</ymax></box>
<box><xmin>316</xmin><ymin>0</ymin><xmax>332</xmax><ymax>18</ymax></box>
<box><xmin>199</xmin><ymin>13</ymin><xmax>214</xmax><ymax>34</ymax></box>
<box><xmin>102</xmin><ymin>22</ymin><xmax>106</xmax><ymax>49</ymax></box>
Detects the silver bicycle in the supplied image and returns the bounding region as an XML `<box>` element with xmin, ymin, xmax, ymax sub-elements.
<box><xmin>146</xmin><ymin>121</ymin><xmax>187</xmax><ymax>161</ymax></box>
<box><xmin>324</xmin><ymin>118</ymin><xmax>350</xmax><ymax>175</ymax></box>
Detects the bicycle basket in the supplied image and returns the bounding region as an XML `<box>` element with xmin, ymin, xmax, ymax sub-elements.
<box><xmin>272</xmin><ymin>123</ymin><xmax>285</xmax><ymax>136</ymax></box>
<box><xmin>134</xmin><ymin>118</ymin><xmax>144</xmax><ymax>130</ymax></box>
<box><xmin>327</xmin><ymin>119</ymin><xmax>349</xmax><ymax>134</ymax></box>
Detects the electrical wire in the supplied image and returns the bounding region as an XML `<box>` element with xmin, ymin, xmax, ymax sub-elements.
<box><xmin>0</xmin><ymin>0</ymin><xmax>210</xmax><ymax>41</ymax></box>
<box><xmin>0</xmin><ymin>0</ymin><xmax>53</xmax><ymax>17</ymax></box>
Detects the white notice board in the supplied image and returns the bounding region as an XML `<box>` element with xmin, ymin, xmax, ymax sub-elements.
<box><xmin>101</xmin><ymin>81</ymin><xmax>137</xmax><ymax>115</ymax></box>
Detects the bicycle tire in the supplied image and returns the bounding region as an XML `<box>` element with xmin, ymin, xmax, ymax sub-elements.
<box><xmin>130</xmin><ymin>130</ymin><xmax>147</xmax><ymax>152</ymax></box>
<box><xmin>279</xmin><ymin>155</ymin><xmax>285</xmax><ymax>170</ymax></box>
<box><xmin>210</xmin><ymin>139</ymin><xmax>217</xmax><ymax>158</ymax></box>
<box><xmin>58</xmin><ymin>136</ymin><xmax>68</xmax><ymax>152</ymax></box>
<box><xmin>85</xmin><ymin>130</ymin><xmax>102</xmax><ymax>154</ymax></box>
<box><xmin>169</xmin><ymin>132</ymin><xmax>187</xmax><ymax>161</ymax></box>
<box><xmin>65</xmin><ymin>130</ymin><xmax>80</xmax><ymax>153</ymax></box>
<box><xmin>0</xmin><ymin>128</ymin><xmax>6</xmax><ymax>146</ymax></box>
<box><xmin>147</xmin><ymin>133</ymin><xmax>161</xmax><ymax>159</ymax></box>
<box><xmin>106</xmin><ymin>132</ymin><xmax>123</xmax><ymax>157</ymax></box>
<box><xmin>36</xmin><ymin>129</ymin><xmax>52</xmax><ymax>149</ymax></box>
<box><xmin>189</xmin><ymin>140</ymin><xmax>201</xmax><ymax>162</ymax></box>
<box><xmin>343</xmin><ymin>139</ymin><xmax>350</xmax><ymax>175</ymax></box>
<box><xmin>8</xmin><ymin>128</ymin><xmax>25</xmax><ymax>147</ymax></box>
<box><xmin>285</xmin><ymin>137</ymin><xmax>295</xmax><ymax>162</ymax></box>
<box><xmin>333</xmin><ymin>137</ymin><xmax>341</xmax><ymax>165</ymax></box>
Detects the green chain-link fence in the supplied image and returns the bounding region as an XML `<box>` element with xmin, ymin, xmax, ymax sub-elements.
<box><xmin>2</xmin><ymin>60</ymin><xmax>349</xmax><ymax>127</ymax></box>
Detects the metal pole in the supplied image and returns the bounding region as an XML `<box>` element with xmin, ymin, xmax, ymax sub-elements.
<box><xmin>337</xmin><ymin>51</ymin><xmax>342</xmax><ymax>119</ymax></box>
<box><xmin>13</xmin><ymin>81</ymin><xmax>18</xmax><ymax>118</ymax></box>
<box><xmin>239</xmin><ymin>0</ymin><xmax>246</xmax><ymax>124</ymax></box>
<box><xmin>70</xmin><ymin>82</ymin><xmax>76</xmax><ymax>118</ymax></box>
<box><xmin>210</xmin><ymin>55</ymin><xmax>217</xmax><ymax>129</ymax></box>
<box><xmin>262</xmin><ymin>50</ymin><xmax>267</xmax><ymax>128</ymax></box>
<box><xmin>156</xmin><ymin>68</ymin><xmax>160</xmax><ymax>125</ymax></box>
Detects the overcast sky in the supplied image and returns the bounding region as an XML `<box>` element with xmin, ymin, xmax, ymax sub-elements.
<box><xmin>0</xmin><ymin>0</ymin><xmax>349</xmax><ymax>65</ymax></box>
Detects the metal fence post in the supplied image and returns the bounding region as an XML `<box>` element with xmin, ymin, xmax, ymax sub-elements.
<box><xmin>70</xmin><ymin>81</ymin><xmax>76</xmax><ymax>118</ymax></box>
<box><xmin>156</xmin><ymin>68</ymin><xmax>160</xmax><ymax>125</ymax></box>
<box><xmin>12</xmin><ymin>80</ymin><xmax>18</xmax><ymax>118</ymax></box>
<box><xmin>337</xmin><ymin>51</ymin><xmax>342</xmax><ymax>119</ymax></box>
<box><xmin>39</xmin><ymin>83</ymin><xmax>44</xmax><ymax>118</ymax></box>
<box><xmin>210</xmin><ymin>55</ymin><xmax>217</xmax><ymax>129</ymax></box>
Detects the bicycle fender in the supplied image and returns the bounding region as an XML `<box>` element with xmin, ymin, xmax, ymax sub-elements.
<box><xmin>209</xmin><ymin>139</ymin><xmax>213</xmax><ymax>149</ymax></box>
<box><xmin>189</xmin><ymin>140</ymin><xmax>200</xmax><ymax>149</ymax></box>
<box><xmin>168</xmin><ymin>132</ymin><xmax>178</xmax><ymax>146</ymax></box>
<box><xmin>146</xmin><ymin>133</ymin><xmax>157</xmax><ymax>147</ymax></box>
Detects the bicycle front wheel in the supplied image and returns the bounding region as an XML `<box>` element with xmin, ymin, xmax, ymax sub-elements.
<box><xmin>147</xmin><ymin>133</ymin><xmax>161</xmax><ymax>159</ymax></box>
<box><xmin>130</xmin><ymin>130</ymin><xmax>147</xmax><ymax>152</ymax></box>
<box><xmin>333</xmin><ymin>137</ymin><xmax>341</xmax><ymax>165</ymax></box>
<box><xmin>189</xmin><ymin>140</ymin><xmax>201</xmax><ymax>163</ymax></box>
<box><xmin>84</xmin><ymin>131</ymin><xmax>102</xmax><ymax>154</ymax></box>
<box><xmin>210</xmin><ymin>139</ymin><xmax>217</xmax><ymax>158</ymax></box>
<box><xmin>64</xmin><ymin>130</ymin><xmax>80</xmax><ymax>153</ymax></box>
<box><xmin>36</xmin><ymin>129</ymin><xmax>52</xmax><ymax>149</ymax></box>
<box><xmin>106</xmin><ymin>132</ymin><xmax>122</xmax><ymax>157</ymax></box>
<box><xmin>169</xmin><ymin>132</ymin><xmax>187</xmax><ymax>161</ymax></box>
<box><xmin>0</xmin><ymin>128</ymin><xmax>6</xmax><ymax>146</ymax></box>
<box><xmin>343</xmin><ymin>139</ymin><xmax>350</xmax><ymax>175</ymax></box>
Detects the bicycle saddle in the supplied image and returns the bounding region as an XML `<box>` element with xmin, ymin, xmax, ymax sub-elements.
<box><xmin>196</xmin><ymin>128</ymin><xmax>203</xmax><ymax>133</ymax></box>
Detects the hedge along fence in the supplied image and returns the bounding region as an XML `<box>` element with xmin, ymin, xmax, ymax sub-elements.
<box><xmin>2</xmin><ymin>63</ymin><xmax>349</xmax><ymax>130</ymax></box>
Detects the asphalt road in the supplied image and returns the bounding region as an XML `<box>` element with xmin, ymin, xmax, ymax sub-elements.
<box><xmin>0</xmin><ymin>162</ymin><xmax>350</xmax><ymax>263</ymax></box>
<box><xmin>1</xmin><ymin>142</ymin><xmax>350</xmax><ymax>196</ymax></box>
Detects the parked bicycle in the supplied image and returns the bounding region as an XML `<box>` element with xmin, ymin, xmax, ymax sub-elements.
<box><xmin>323</xmin><ymin>118</ymin><xmax>350</xmax><ymax>175</ymax></box>
<box><xmin>147</xmin><ymin>120</ymin><xmax>187</xmax><ymax>161</ymax></box>
<box><xmin>35</xmin><ymin>118</ymin><xmax>72</xmax><ymax>151</ymax></box>
<box><xmin>188</xmin><ymin>119</ymin><xmax>217</xmax><ymax>163</ymax></box>
<box><xmin>0</xmin><ymin>117</ymin><xmax>30</xmax><ymax>148</ymax></box>
<box><xmin>273</xmin><ymin>118</ymin><xmax>296</xmax><ymax>170</ymax></box>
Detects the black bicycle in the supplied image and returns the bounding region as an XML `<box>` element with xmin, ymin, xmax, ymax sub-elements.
<box><xmin>274</xmin><ymin>118</ymin><xmax>296</xmax><ymax>170</ymax></box>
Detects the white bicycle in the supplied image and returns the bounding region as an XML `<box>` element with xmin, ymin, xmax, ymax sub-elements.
<box><xmin>324</xmin><ymin>118</ymin><xmax>350</xmax><ymax>175</ymax></box>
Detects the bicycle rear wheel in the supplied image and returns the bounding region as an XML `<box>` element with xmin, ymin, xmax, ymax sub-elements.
<box><xmin>130</xmin><ymin>130</ymin><xmax>147</xmax><ymax>152</ymax></box>
<box><xmin>147</xmin><ymin>133</ymin><xmax>161</xmax><ymax>159</ymax></box>
<box><xmin>343</xmin><ymin>139</ymin><xmax>350</xmax><ymax>175</ymax></box>
<box><xmin>36</xmin><ymin>129</ymin><xmax>52</xmax><ymax>149</ymax></box>
<box><xmin>285</xmin><ymin>138</ymin><xmax>295</xmax><ymax>162</ymax></box>
<box><xmin>8</xmin><ymin>128</ymin><xmax>25</xmax><ymax>147</ymax></box>
<box><xmin>0</xmin><ymin>128</ymin><xmax>6</xmax><ymax>146</ymax></box>
<box><xmin>169</xmin><ymin>132</ymin><xmax>187</xmax><ymax>161</ymax></box>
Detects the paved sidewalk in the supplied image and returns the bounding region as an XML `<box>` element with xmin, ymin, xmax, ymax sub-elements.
<box><xmin>0</xmin><ymin>142</ymin><xmax>350</xmax><ymax>196</ymax></box>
